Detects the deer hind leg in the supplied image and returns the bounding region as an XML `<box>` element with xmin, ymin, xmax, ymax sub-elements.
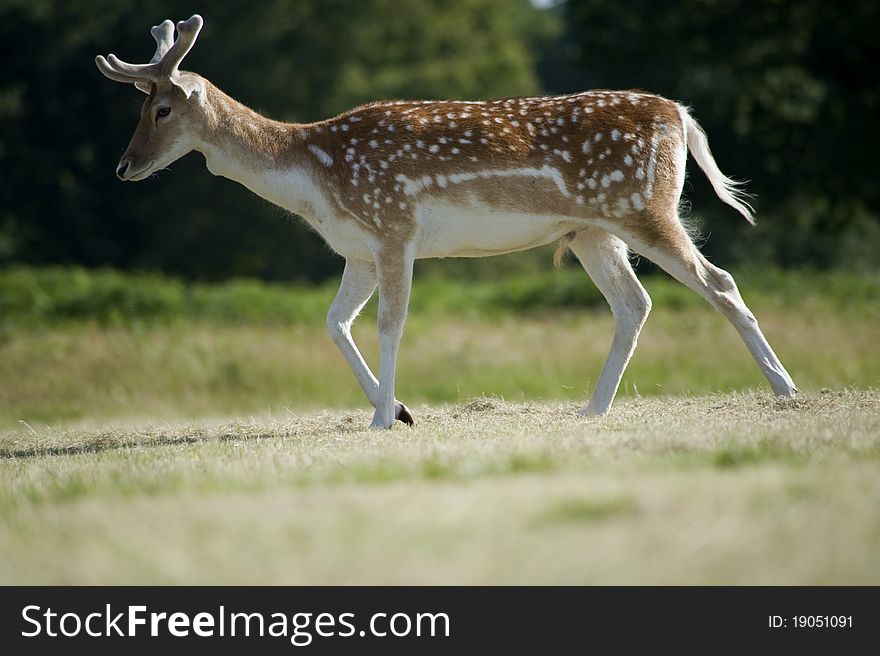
<box><xmin>327</xmin><ymin>258</ymin><xmax>414</xmax><ymax>426</ymax></box>
<box><xmin>371</xmin><ymin>245</ymin><xmax>416</xmax><ymax>429</ymax></box>
<box><xmin>613</xmin><ymin>211</ymin><xmax>797</xmax><ymax>398</ymax></box>
<box><xmin>568</xmin><ymin>228</ymin><xmax>652</xmax><ymax>416</ymax></box>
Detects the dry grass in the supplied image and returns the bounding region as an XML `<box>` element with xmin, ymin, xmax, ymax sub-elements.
<box><xmin>1</xmin><ymin>390</ymin><xmax>878</xmax><ymax>584</ymax></box>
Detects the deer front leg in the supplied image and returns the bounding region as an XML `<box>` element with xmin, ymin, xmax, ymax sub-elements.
<box><xmin>371</xmin><ymin>246</ymin><xmax>415</xmax><ymax>429</ymax></box>
<box><xmin>327</xmin><ymin>258</ymin><xmax>414</xmax><ymax>426</ymax></box>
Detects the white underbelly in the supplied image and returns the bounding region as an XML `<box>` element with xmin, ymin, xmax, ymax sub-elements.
<box><xmin>413</xmin><ymin>199</ymin><xmax>580</xmax><ymax>258</ymax></box>
<box><xmin>307</xmin><ymin>212</ymin><xmax>377</xmax><ymax>260</ymax></box>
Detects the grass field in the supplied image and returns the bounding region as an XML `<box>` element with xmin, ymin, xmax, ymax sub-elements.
<box><xmin>1</xmin><ymin>391</ymin><xmax>878</xmax><ymax>584</ymax></box>
<box><xmin>1</xmin><ymin>305</ymin><xmax>877</xmax><ymax>428</ymax></box>
<box><xmin>1</xmin><ymin>266</ymin><xmax>878</xmax><ymax>583</ymax></box>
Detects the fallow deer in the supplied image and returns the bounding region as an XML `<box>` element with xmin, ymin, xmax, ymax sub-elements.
<box><xmin>96</xmin><ymin>15</ymin><xmax>797</xmax><ymax>429</ymax></box>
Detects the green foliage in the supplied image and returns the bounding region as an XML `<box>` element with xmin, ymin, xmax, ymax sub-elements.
<box><xmin>2</xmin><ymin>265</ymin><xmax>878</xmax><ymax>329</ymax></box>
<box><xmin>0</xmin><ymin>267</ymin><xmax>187</xmax><ymax>325</ymax></box>
<box><xmin>0</xmin><ymin>266</ymin><xmax>338</xmax><ymax>327</ymax></box>
<box><xmin>0</xmin><ymin>0</ymin><xmax>552</xmax><ymax>281</ymax></box>
<box><xmin>553</xmin><ymin>0</ymin><xmax>880</xmax><ymax>269</ymax></box>
<box><xmin>0</xmin><ymin>0</ymin><xmax>876</xmax><ymax>282</ymax></box>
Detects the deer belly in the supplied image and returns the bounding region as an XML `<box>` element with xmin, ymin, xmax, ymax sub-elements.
<box><xmin>414</xmin><ymin>200</ymin><xmax>576</xmax><ymax>258</ymax></box>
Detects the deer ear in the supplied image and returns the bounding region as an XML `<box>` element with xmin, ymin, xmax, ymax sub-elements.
<box><xmin>171</xmin><ymin>75</ymin><xmax>202</xmax><ymax>100</ymax></box>
<box><xmin>134</xmin><ymin>80</ymin><xmax>152</xmax><ymax>94</ymax></box>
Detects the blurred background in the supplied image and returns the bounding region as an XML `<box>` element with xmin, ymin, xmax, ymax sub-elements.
<box><xmin>0</xmin><ymin>0</ymin><xmax>878</xmax><ymax>426</ymax></box>
<box><xmin>4</xmin><ymin>0</ymin><xmax>879</xmax><ymax>278</ymax></box>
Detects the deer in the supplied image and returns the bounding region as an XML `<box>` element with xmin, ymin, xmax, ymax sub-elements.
<box><xmin>96</xmin><ymin>15</ymin><xmax>797</xmax><ymax>429</ymax></box>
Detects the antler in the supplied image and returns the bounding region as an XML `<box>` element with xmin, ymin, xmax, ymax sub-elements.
<box><xmin>149</xmin><ymin>20</ymin><xmax>176</xmax><ymax>64</ymax></box>
<box><xmin>96</xmin><ymin>15</ymin><xmax>203</xmax><ymax>90</ymax></box>
<box><xmin>127</xmin><ymin>20</ymin><xmax>174</xmax><ymax>93</ymax></box>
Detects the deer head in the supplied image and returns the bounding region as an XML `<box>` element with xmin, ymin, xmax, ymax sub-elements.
<box><xmin>96</xmin><ymin>15</ymin><xmax>206</xmax><ymax>181</ymax></box>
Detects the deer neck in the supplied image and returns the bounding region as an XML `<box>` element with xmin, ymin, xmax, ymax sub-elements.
<box><xmin>195</xmin><ymin>83</ymin><xmax>325</xmax><ymax>218</ymax></box>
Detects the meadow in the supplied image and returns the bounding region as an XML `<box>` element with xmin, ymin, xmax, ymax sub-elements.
<box><xmin>2</xmin><ymin>264</ymin><xmax>878</xmax><ymax>426</ymax></box>
<box><xmin>1</xmin><ymin>265</ymin><xmax>878</xmax><ymax>583</ymax></box>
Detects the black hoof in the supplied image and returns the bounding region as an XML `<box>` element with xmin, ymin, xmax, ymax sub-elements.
<box><xmin>396</xmin><ymin>403</ymin><xmax>415</xmax><ymax>427</ymax></box>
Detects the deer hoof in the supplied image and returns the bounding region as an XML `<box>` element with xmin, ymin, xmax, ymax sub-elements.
<box><xmin>396</xmin><ymin>402</ymin><xmax>415</xmax><ymax>427</ymax></box>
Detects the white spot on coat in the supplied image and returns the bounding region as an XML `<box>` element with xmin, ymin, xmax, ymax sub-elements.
<box><xmin>307</xmin><ymin>144</ymin><xmax>333</xmax><ymax>167</ymax></box>
<box><xmin>395</xmin><ymin>173</ymin><xmax>433</xmax><ymax>196</ymax></box>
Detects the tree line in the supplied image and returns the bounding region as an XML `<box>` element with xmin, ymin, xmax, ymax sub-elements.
<box><xmin>1</xmin><ymin>0</ymin><xmax>876</xmax><ymax>282</ymax></box>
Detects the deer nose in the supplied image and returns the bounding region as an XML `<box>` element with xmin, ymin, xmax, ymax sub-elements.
<box><xmin>116</xmin><ymin>160</ymin><xmax>130</xmax><ymax>180</ymax></box>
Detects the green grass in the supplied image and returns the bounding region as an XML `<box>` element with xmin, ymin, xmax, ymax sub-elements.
<box><xmin>1</xmin><ymin>302</ymin><xmax>877</xmax><ymax>427</ymax></box>
<box><xmin>1</xmin><ymin>266</ymin><xmax>878</xmax><ymax>583</ymax></box>
<box><xmin>2</xmin><ymin>267</ymin><xmax>876</xmax><ymax>427</ymax></box>
<box><xmin>1</xmin><ymin>391</ymin><xmax>878</xmax><ymax>584</ymax></box>
<box><xmin>2</xmin><ymin>265</ymin><xmax>879</xmax><ymax>328</ymax></box>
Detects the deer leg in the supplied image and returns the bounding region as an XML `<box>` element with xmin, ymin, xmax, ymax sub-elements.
<box><xmin>615</xmin><ymin>215</ymin><xmax>797</xmax><ymax>398</ymax></box>
<box><xmin>327</xmin><ymin>258</ymin><xmax>414</xmax><ymax>426</ymax></box>
<box><xmin>371</xmin><ymin>246</ymin><xmax>415</xmax><ymax>429</ymax></box>
<box><xmin>569</xmin><ymin>229</ymin><xmax>652</xmax><ymax>415</ymax></box>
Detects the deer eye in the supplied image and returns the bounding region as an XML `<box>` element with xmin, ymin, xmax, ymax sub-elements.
<box><xmin>156</xmin><ymin>106</ymin><xmax>171</xmax><ymax>120</ymax></box>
